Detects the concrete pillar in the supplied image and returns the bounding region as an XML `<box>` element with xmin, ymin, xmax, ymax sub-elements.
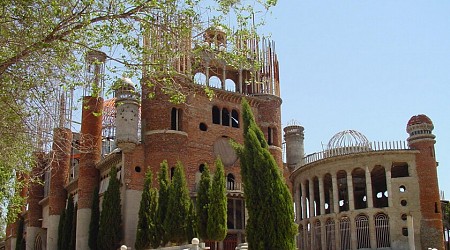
<box><xmin>123</xmin><ymin>189</ymin><xmax>142</xmax><ymax>247</ymax></box>
<box><xmin>368</xmin><ymin>212</ymin><xmax>376</xmax><ymax>249</ymax></box>
<box><xmin>386</xmin><ymin>169</ymin><xmax>392</xmax><ymax>207</ymax></box>
<box><xmin>407</xmin><ymin>215</ymin><xmax>416</xmax><ymax>250</ymax></box>
<box><xmin>318</xmin><ymin>176</ymin><xmax>325</xmax><ymax>215</ymax></box>
<box><xmin>346</xmin><ymin>172</ymin><xmax>354</xmax><ymax>211</ymax></box>
<box><xmin>350</xmin><ymin>215</ymin><xmax>357</xmax><ymax>250</ymax></box>
<box><xmin>332</xmin><ymin>174</ymin><xmax>339</xmax><ymax>213</ymax></box>
<box><xmin>294</xmin><ymin>182</ymin><xmax>301</xmax><ymax>222</ymax></box>
<box><xmin>76</xmin><ymin>96</ymin><xmax>103</xmax><ymax>250</ymax></box>
<box><xmin>47</xmin><ymin>127</ymin><xmax>73</xmax><ymax>250</ymax></box>
<box><xmin>301</xmin><ymin>182</ymin><xmax>307</xmax><ymax>219</ymax></box>
<box><xmin>309</xmin><ymin>179</ymin><xmax>314</xmax><ymax>217</ymax></box>
<box><xmin>365</xmin><ymin>167</ymin><xmax>373</xmax><ymax>208</ymax></box>
<box><xmin>26</xmin><ymin>227</ymin><xmax>39</xmax><ymax>250</ymax></box>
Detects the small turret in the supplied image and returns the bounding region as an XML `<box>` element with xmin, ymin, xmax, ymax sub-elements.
<box><xmin>406</xmin><ymin>114</ymin><xmax>435</xmax><ymax>146</ymax></box>
<box><xmin>114</xmin><ymin>77</ymin><xmax>139</xmax><ymax>152</ymax></box>
<box><xmin>284</xmin><ymin>123</ymin><xmax>305</xmax><ymax>170</ymax></box>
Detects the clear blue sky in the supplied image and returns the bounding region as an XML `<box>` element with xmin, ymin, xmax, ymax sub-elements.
<box><xmin>261</xmin><ymin>1</ymin><xmax>450</xmax><ymax>197</ymax></box>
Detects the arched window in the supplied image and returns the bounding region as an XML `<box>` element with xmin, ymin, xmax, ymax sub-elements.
<box><xmin>225</xmin><ymin>79</ymin><xmax>236</xmax><ymax>92</ymax></box>
<box><xmin>352</xmin><ymin>168</ymin><xmax>367</xmax><ymax>210</ymax></box>
<box><xmin>314</xmin><ymin>220</ymin><xmax>322</xmax><ymax>250</ymax></box>
<box><xmin>34</xmin><ymin>234</ymin><xmax>43</xmax><ymax>250</ymax></box>
<box><xmin>227</xmin><ymin>173</ymin><xmax>235</xmax><ymax>190</ymax></box>
<box><xmin>209</xmin><ymin>76</ymin><xmax>221</xmax><ymax>88</ymax></box>
<box><xmin>325</xmin><ymin>219</ymin><xmax>336</xmax><ymax>250</ymax></box>
<box><xmin>222</xmin><ymin>108</ymin><xmax>230</xmax><ymax>126</ymax></box>
<box><xmin>212</xmin><ymin>106</ymin><xmax>220</xmax><ymax>124</ymax></box>
<box><xmin>313</xmin><ymin>177</ymin><xmax>320</xmax><ymax>216</ymax></box>
<box><xmin>375</xmin><ymin>213</ymin><xmax>390</xmax><ymax>248</ymax></box>
<box><xmin>324</xmin><ymin>173</ymin><xmax>333</xmax><ymax>214</ymax></box>
<box><xmin>170</xmin><ymin>167</ymin><xmax>175</xmax><ymax>180</ymax></box>
<box><xmin>371</xmin><ymin>166</ymin><xmax>388</xmax><ymax>208</ymax></box>
<box><xmin>298</xmin><ymin>224</ymin><xmax>306</xmax><ymax>250</ymax></box>
<box><xmin>194</xmin><ymin>72</ymin><xmax>207</xmax><ymax>85</ymax></box>
<box><xmin>337</xmin><ymin>170</ymin><xmax>349</xmax><ymax>212</ymax></box>
<box><xmin>268</xmin><ymin>127</ymin><xmax>274</xmax><ymax>145</ymax></box>
<box><xmin>171</xmin><ymin>108</ymin><xmax>182</xmax><ymax>131</ymax></box>
<box><xmin>231</xmin><ymin>109</ymin><xmax>239</xmax><ymax>128</ymax></box>
<box><xmin>340</xmin><ymin>216</ymin><xmax>351</xmax><ymax>250</ymax></box>
<box><xmin>355</xmin><ymin>214</ymin><xmax>370</xmax><ymax>249</ymax></box>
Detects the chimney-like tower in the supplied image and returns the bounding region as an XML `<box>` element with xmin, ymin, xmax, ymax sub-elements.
<box><xmin>284</xmin><ymin>124</ymin><xmax>305</xmax><ymax>170</ymax></box>
<box><xmin>114</xmin><ymin>77</ymin><xmax>139</xmax><ymax>152</ymax></box>
<box><xmin>76</xmin><ymin>50</ymin><xmax>106</xmax><ymax>250</ymax></box>
<box><xmin>406</xmin><ymin>114</ymin><xmax>444</xmax><ymax>250</ymax></box>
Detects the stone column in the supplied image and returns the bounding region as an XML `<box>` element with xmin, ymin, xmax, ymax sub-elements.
<box><xmin>301</xmin><ymin>182</ymin><xmax>307</xmax><ymax>219</ymax></box>
<box><xmin>346</xmin><ymin>173</ymin><xmax>354</xmax><ymax>211</ymax></box>
<box><xmin>294</xmin><ymin>182</ymin><xmax>301</xmax><ymax>222</ymax></box>
<box><xmin>386</xmin><ymin>169</ymin><xmax>392</xmax><ymax>207</ymax></box>
<box><xmin>318</xmin><ymin>176</ymin><xmax>325</xmax><ymax>215</ymax></box>
<box><xmin>368</xmin><ymin>212</ymin><xmax>376</xmax><ymax>249</ymax></box>
<box><xmin>332</xmin><ymin>174</ymin><xmax>339</xmax><ymax>213</ymax></box>
<box><xmin>365</xmin><ymin>167</ymin><xmax>373</xmax><ymax>208</ymax></box>
<box><xmin>309</xmin><ymin>180</ymin><xmax>315</xmax><ymax>217</ymax></box>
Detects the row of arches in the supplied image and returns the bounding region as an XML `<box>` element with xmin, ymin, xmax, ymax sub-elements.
<box><xmin>295</xmin><ymin>164</ymin><xmax>409</xmax><ymax>220</ymax></box>
<box><xmin>298</xmin><ymin>213</ymin><xmax>390</xmax><ymax>250</ymax></box>
<box><xmin>194</xmin><ymin>72</ymin><xmax>237</xmax><ymax>92</ymax></box>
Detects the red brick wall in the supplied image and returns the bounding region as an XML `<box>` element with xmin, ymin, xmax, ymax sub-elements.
<box><xmin>27</xmin><ymin>153</ymin><xmax>45</xmax><ymax>227</ymax></box>
<box><xmin>78</xmin><ymin>96</ymin><xmax>103</xmax><ymax>209</ymax></box>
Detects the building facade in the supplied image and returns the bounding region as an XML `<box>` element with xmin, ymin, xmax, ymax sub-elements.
<box><xmin>286</xmin><ymin>115</ymin><xmax>444</xmax><ymax>250</ymax></box>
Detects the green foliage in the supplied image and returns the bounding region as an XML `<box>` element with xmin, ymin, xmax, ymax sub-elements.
<box><xmin>164</xmin><ymin>161</ymin><xmax>191</xmax><ymax>245</ymax></box>
<box><xmin>207</xmin><ymin>158</ymin><xmax>228</xmax><ymax>242</ymax></box>
<box><xmin>186</xmin><ymin>200</ymin><xmax>198</xmax><ymax>242</ymax></box>
<box><xmin>57</xmin><ymin>209</ymin><xmax>66</xmax><ymax>250</ymax></box>
<box><xmin>88</xmin><ymin>186</ymin><xmax>100</xmax><ymax>250</ymax></box>
<box><xmin>232</xmin><ymin>99</ymin><xmax>297</xmax><ymax>250</ymax></box>
<box><xmin>196</xmin><ymin>163</ymin><xmax>211</xmax><ymax>240</ymax></box>
<box><xmin>157</xmin><ymin>161</ymin><xmax>170</xmax><ymax>246</ymax></box>
<box><xmin>135</xmin><ymin>169</ymin><xmax>159</xmax><ymax>250</ymax></box>
<box><xmin>59</xmin><ymin>195</ymin><xmax>74</xmax><ymax>250</ymax></box>
<box><xmin>14</xmin><ymin>215</ymin><xmax>25</xmax><ymax>250</ymax></box>
<box><xmin>98</xmin><ymin>166</ymin><xmax>122</xmax><ymax>250</ymax></box>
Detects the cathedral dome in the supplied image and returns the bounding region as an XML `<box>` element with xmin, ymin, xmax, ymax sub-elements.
<box><xmin>327</xmin><ymin>130</ymin><xmax>370</xmax><ymax>150</ymax></box>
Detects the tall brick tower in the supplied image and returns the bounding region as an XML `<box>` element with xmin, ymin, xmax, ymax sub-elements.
<box><xmin>406</xmin><ymin>114</ymin><xmax>444</xmax><ymax>249</ymax></box>
<box><xmin>76</xmin><ymin>50</ymin><xmax>105</xmax><ymax>250</ymax></box>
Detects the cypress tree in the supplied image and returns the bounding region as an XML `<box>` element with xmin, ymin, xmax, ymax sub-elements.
<box><xmin>98</xmin><ymin>166</ymin><xmax>122</xmax><ymax>250</ymax></box>
<box><xmin>233</xmin><ymin>99</ymin><xmax>297</xmax><ymax>250</ymax></box>
<box><xmin>164</xmin><ymin>161</ymin><xmax>190</xmax><ymax>245</ymax></box>
<box><xmin>186</xmin><ymin>200</ymin><xmax>198</xmax><ymax>242</ymax></box>
<box><xmin>157</xmin><ymin>160</ymin><xmax>170</xmax><ymax>246</ymax></box>
<box><xmin>207</xmin><ymin>158</ymin><xmax>227</xmax><ymax>242</ymax></box>
<box><xmin>69</xmin><ymin>204</ymin><xmax>77</xmax><ymax>250</ymax></box>
<box><xmin>57</xmin><ymin>208</ymin><xmax>66</xmax><ymax>250</ymax></box>
<box><xmin>135</xmin><ymin>169</ymin><xmax>159</xmax><ymax>250</ymax></box>
<box><xmin>196</xmin><ymin>163</ymin><xmax>211</xmax><ymax>240</ymax></box>
<box><xmin>88</xmin><ymin>186</ymin><xmax>100</xmax><ymax>250</ymax></box>
<box><xmin>61</xmin><ymin>195</ymin><xmax>74</xmax><ymax>250</ymax></box>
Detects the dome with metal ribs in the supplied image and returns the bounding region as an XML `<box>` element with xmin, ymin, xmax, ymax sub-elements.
<box><xmin>327</xmin><ymin>130</ymin><xmax>370</xmax><ymax>150</ymax></box>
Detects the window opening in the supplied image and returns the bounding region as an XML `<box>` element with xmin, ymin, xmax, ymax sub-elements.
<box><xmin>199</xmin><ymin>123</ymin><xmax>207</xmax><ymax>131</ymax></box>
<box><xmin>340</xmin><ymin>217</ymin><xmax>351</xmax><ymax>250</ymax></box>
<box><xmin>170</xmin><ymin>167</ymin><xmax>175</xmax><ymax>179</ymax></box>
<box><xmin>268</xmin><ymin>127</ymin><xmax>274</xmax><ymax>145</ymax></box>
<box><xmin>194</xmin><ymin>72</ymin><xmax>207</xmax><ymax>85</ymax></box>
<box><xmin>391</xmin><ymin>163</ymin><xmax>409</xmax><ymax>178</ymax></box>
<box><xmin>399</xmin><ymin>185</ymin><xmax>406</xmax><ymax>193</ymax></box>
<box><xmin>401</xmin><ymin>200</ymin><xmax>407</xmax><ymax>206</ymax></box>
<box><xmin>375</xmin><ymin>213</ymin><xmax>391</xmax><ymax>247</ymax></box>
<box><xmin>209</xmin><ymin>76</ymin><xmax>221</xmax><ymax>88</ymax></box>
<box><xmin>352</xmin><ymin>168</ymin><xmax>367</xmax><ymax>210</ymax></box>
<box><xmin>314</xmin><ymin>220</ymin><xmax>322</xmax><ymax>250</ymax></box>
<box><xmin>225</xmin><ymin>79</ymin><xmax>236</xmax><ymax>92</ymax></box>
<box><xmin>171</xmin><ymin>108</ymin><xmax>182</xmax><ymax>131</ymax></box>
<box><xmin>212</xmin><ymin>106</ymin><xmax>220</xmax><ymax>124</ymax></box>
<box><xmin>199</xmin><ymin>164</ymin><xmax>205</xmax><ymax>173</ymax></box>
<box><xmin>356</xmin><ymin>214</ymin><xmax>370</xmax><ymax>249</ymax></box>
<box><xmin>227</xmin><ymin>173</ymin><xmax>235</xmax><ymax>190</ymax></box>
<box><xmin>337</xmin><ymin>170</ymin><xmax>349</xmax><ymax>212</ymax></box>
<box><xmin>325</xmin><ymin>219</ymin><xmax>336</xmax><ymax>250</ymax></box>
<box><xmin>371</xmin><ymin>166</ymin><xmax>388</xmax><ymax>208</ymax></box>
<box><xmin>222</xmin><ymin>108</ymin><xmax>230</xmax><ymax>126</ymax></box>
<box><xmin>231</xmin><ymin>109</ymin><xmax>239</xmax><ymax>128</ymax></box>
<box><xmin>324</xmin><ymin>173</ymin><xmax>333</xmax><ymax>214</ymax></box>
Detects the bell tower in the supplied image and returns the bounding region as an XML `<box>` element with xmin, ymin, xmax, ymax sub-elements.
<box><xmin>406</xmin><ymin>114</ymin><xmax>444</xmax><ymax>249</ymax></box>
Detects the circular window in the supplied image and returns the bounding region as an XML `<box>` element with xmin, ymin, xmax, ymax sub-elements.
<box><xmin>399</xmin><ymin>185</ymin><xmax>406</xmax><ymax>193</ymax></box>
<box><xmin>199</xmin><ymin>123</ymin><xmax>207</xmax><ymax>131</ymax></box>
<box><xmin>213</xmin><ymin>137</ymin><xmax>238</xmax><ymax>167</ymax></box>
<box><xmin>401</xmin><ymin>200</ymin><xmax>407</xmax><ymax>206</ymax></box>
<box><xmin>401</xmin><ymin>214</ymin><xmax>407</xmax><ymax>221</ymax></box>
<box><xmin>135</xmin><ymin>166</ymin><xmax>141</xmax><ymax>173</ymax></box>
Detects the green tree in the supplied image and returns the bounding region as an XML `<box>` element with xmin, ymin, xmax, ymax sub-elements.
<box><xmin>157</xmin><ymin>160</ymin><xmax>170</xmax><ymax>246</ymax></box>
<box><xmin>14</xmin><ymin>215</ymin><xmax>24</xmax><ymax>250</ymax></box>
<box><xmin>98</xmin><ymin>166</ymin><xmax>122</xmax><ymax>250</ymax></box>
<box><xmin>233</xmin><ymin>99</ymin><xmax>297</xmax><ymax>250</ymax></box>
<box><xmin>135</xmin><ymin>169</ymin><xmax>159</xmax><ymax>250</ymax></box>
<box><xmin>196</xmin><ymin>163</ymin><xmax>211</xmax><ymax>240</ymax></box>
<box><xmin>88</xmin><ymin>186</ymin><xmax>100</xmax><ymax>250</ymax></box>
<box><xmin>164</xmin><ymin>161</ymin><xmax>190</xmax><ymax>245</ymax></box>
<box><xmin>59</xmin><ymin>195</ymin><xmax>74</xmax><ymax>250</ymax></box>
<box><xmin>69</xmin><ymin>204</ymin><xmax>77</xmax><ymax>250</ymax></box>
<box><xmin>207</xmin><ymin>158</ymin><xmax>228</xmax><ymax>242</ymax></box>
<box><xmin>186</xmin><ymin>200</ymin><xmax>198</xmax><ymax>242</ymax></box>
